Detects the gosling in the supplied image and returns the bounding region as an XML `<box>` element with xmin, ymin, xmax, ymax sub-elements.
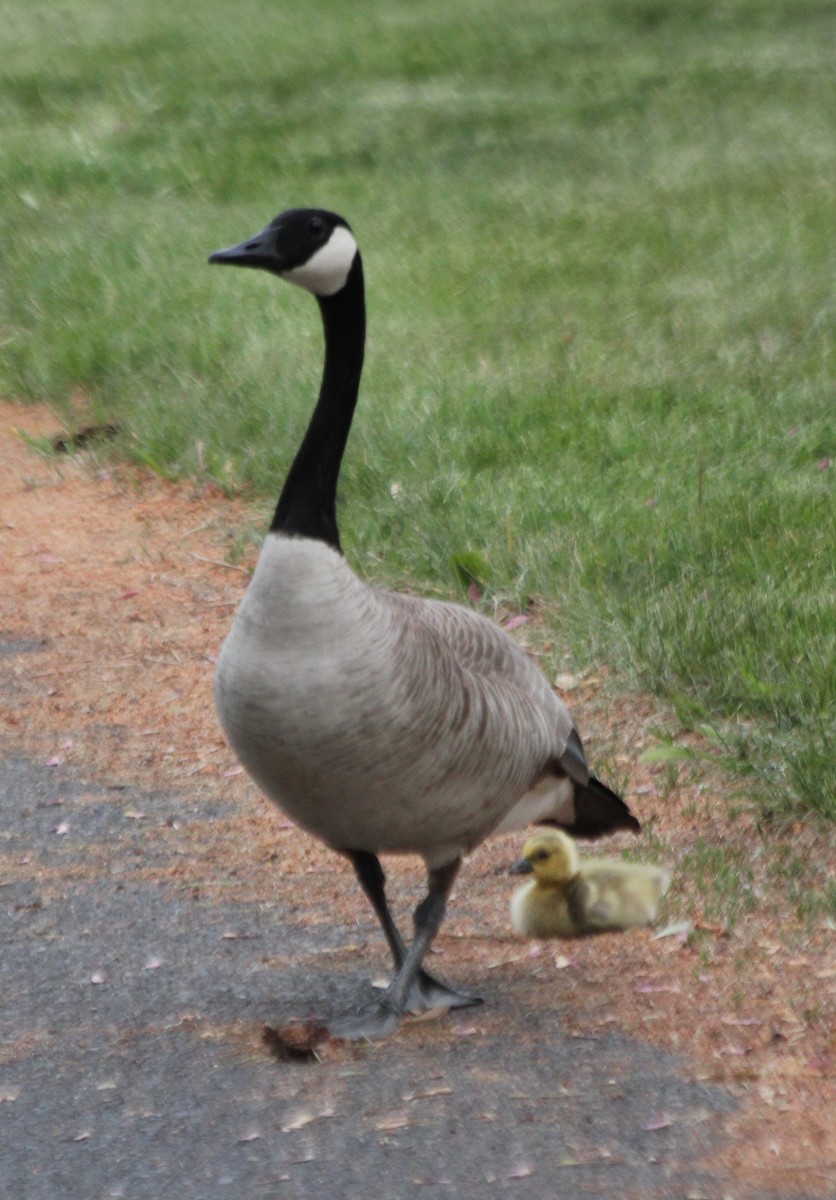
<box><xmin>509</xmin><ymin>829</ymin><xmax>670</xmax><ymax>939</ymax></box>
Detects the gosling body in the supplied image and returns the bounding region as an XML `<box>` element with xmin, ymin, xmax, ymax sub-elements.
<box><xmin>510</xmin><ymin>830</ymin><xmax>670</xmax><ymax>938</ymax></box>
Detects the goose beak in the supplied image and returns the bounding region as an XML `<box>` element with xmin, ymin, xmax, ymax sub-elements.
<box><xmin>208</xmin><ymin>226</ymin><xmax>281</xmax><ymax>272</ymax></box>
<box><xmin>509</xmin><ymin>856</ymin><xmax>533</xmax><ymax>876</ymax></box>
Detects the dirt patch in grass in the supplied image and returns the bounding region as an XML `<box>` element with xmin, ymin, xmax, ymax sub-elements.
<box><xmin>1</xmin><ymin>399</ymin><xmax>833</xmax><ymax>1195</ymax></box>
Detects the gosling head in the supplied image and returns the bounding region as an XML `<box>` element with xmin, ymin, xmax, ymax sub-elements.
<box><xmin>209</xmin><ymin>207</ymin><xmax>359</xmax><ymax>297</ymax></box>
<box><xmin>509</xmin><ymin>829</ymin><xmax>580</xmax><ymax>885</ymax></box>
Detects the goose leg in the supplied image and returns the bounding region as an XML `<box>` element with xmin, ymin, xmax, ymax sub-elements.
<box><xmin>330</xmin><ymin>856</ymin><xmax>482</xmax><ymax>1040</ymax></box>
<box><xmin>345</xmin><ymin>850</ymin><xmax>480</xmax><ymax>1013</ymax></box>
<box><xmin>344</xmin><ymin>850</ymin><xmax>408</xmax><ymax>968</ymax></box>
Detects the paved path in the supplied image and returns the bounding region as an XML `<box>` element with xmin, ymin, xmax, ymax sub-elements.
<box><xmin>0</xmin><ymin>742</ymin><xmax>755</xmax><ymax>1200</ymax></box>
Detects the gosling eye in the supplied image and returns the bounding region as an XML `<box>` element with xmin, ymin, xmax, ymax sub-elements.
<box><xmin>535</xmin><ymin>849</ymin><xmax>550</xmax><ymax>861</ymax></box>
<box><xmin>307</xmin><ymin>216</ymin><xmax>326</xmax><ymax>239</ymax></box>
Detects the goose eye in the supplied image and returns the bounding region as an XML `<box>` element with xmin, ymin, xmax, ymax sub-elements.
<box><xmin>307</xmin><ymin>216</ymin><xmax>326</xmax><ymax>238</ymax></box>
<box><xmin>536</xmin><ymin>849</ymin><xmax>550</xmax><ymax>861</ymax></box>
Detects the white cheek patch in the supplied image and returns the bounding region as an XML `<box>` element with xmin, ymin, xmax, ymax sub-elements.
<box><xmin>281</xmin><ymin>225</ymin><xmax>358</xmax><ymax>296</ymax></box>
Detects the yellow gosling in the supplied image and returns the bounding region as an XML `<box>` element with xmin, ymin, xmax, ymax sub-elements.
<box><xmin>509</xmin><ymin>829</ymin><xmax>670</xmax><ymax>939</ymax></box>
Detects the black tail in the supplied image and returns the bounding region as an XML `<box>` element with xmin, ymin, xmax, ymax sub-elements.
<box><xmin>540</xmin><ymin>774</ymin><xmax>641</xmax><ymax>839</ymax></box>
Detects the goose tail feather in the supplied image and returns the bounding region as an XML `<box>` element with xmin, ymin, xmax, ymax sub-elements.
<box><xmin>542</xmin><ymin>775</ymin><xmax>641</xmax><ymax>839</ymax></box>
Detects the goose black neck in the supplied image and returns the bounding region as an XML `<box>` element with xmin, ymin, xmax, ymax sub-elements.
<box><xmin>270</xmin><ymin>253</ymin><xmax>365</xmax><ymax>551</ymax></box>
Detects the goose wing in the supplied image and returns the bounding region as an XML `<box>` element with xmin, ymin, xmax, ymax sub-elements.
<box><xmin>390</xmin><ymin>593</ymin><xmax>639</xmax><ymax>838</ymax></box>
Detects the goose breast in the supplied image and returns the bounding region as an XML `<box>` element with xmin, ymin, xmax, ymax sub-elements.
<box><xmin>215</xmin><ymin>536</ymin><xmax>569</xmax><ymax>864</ymax></box>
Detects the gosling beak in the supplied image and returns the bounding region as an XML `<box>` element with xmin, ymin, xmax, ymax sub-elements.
<box><xmin>509</xmin><ymin>857</ymin><xmax>533</xmax><ymax>876</ymax></box>
<box><xmin>208</xmin><ymin>225</ymin><xmax>281</xmax><ymax>272</ymax></box>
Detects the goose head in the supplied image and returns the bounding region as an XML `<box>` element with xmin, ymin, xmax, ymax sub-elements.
<box><xmin>209</xmin><ymin>207</ymin><xmax>359</xmax><ymax>297</ymax></box>
<box><xmin>509</xmin><ymin>829</ymin><xmax>580</xmax><ymax>885</ymax></box>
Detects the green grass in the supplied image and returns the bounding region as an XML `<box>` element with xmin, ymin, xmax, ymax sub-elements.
<box><xmin>1</xmin><ymin>0</ymin><xmax>833</xmax><ymax>817</ymax></box>
<box><xmin>678</xmin><ymin>838</ymin><xmax>759</xmax><ymax>930</ymax></box>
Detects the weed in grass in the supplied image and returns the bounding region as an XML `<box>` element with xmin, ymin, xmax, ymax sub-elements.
<box><xmin>223</xmin><ymin>524</ymin><xmax>263</xmax><ymax>570</ymax></box>
<box><xmin>14</xmin><ymin>430</ymin><xmax>58</xmax><ymax>459</ymax></box>
<box><xmin>680</xmin><ymin>838</ymin><xmax>759</xmax><ymax>930</ymax></box>
<box><xmin>766</xmin><ymin>844</ymin><xmax>836</xmax><ymax>924</ymax></box>
<box><xmin>1</xmin><ymin>0</ymin><xmax>833</xmax><ymax>817</ymax></box>
<box><xmin>695</xmin><ymin>939</ymin><xmax>715</xmax><ymax>973</ymax></box>
<box><xmin>620</xmin><ymin>823</ymin><xmax>671</xmax><ymax>871</ymax></box>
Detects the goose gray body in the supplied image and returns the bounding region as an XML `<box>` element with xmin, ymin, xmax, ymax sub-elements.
<box><xmin>208</xmin><ymin>206</ymin><xmax>639</xmax><ymax>1038</ymax></box>
<box><xmin>215</xmin><ymin>535</ymin><xmax>578</xmax><ymax>869</ymax></box>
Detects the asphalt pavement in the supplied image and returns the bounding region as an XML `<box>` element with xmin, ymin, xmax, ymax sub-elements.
<box><xmin>0</xmin><ymin>746</ymin><xmax>759</xmax><ymax>1200</ymax></box>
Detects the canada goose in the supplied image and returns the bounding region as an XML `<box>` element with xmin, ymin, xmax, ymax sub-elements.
<box><xmin>509</xmin><ymin>830</ymin><xmax>670</xmax><ymax>938</ymax></box>
<box><xmin>208</xmin><ymin>207</ymin><xmax>640</xmax><ymax>1039</ymax></box>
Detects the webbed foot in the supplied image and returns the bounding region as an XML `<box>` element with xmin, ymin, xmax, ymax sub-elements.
<box><xmin>327</xmin><ymin>1002</ymin><xmax>402</xmax><ymax>1042</ymax></box>
<box><xmin>406</xmin><ymin>968</ymin><xmax>483</xmax><ymax>1014</ymax></box>
<box><xmin>327</xmin><ymin>971</ymin><xmax>482</xmax><ymax>1041</ymax></box>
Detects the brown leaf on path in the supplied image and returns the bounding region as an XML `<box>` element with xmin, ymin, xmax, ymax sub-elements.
<box><xmin>280</xmin><ymin>1111</ymin><xmax>317</xmax><ymax>1133</ymax></box>
<box><xmin>652</xmin><ymin>920</ymin><xmax>692</xmax><ymax>940</ymax></box>
<box><xmin>507</xmin><ymin>1162</ymin><xmax>534</xmax><ymax>1179</ymax></box>
<box><xmin>694</xmin><ymin>919</ymin><xmax>730</xmax><ymax>937</ymax></box>
<box><xmin>401</xmin><ymin>1005</ymin><xmax>448</xmax><ymax>1026</ymax></box>
<box><xmin>280</xmin><ymin>1107</ymin><xmax>334</xmax><ymax>1133</ymax></box>
<box><xmin>373</xmin><ymin>1112</ymin><xmax>411</xmax><ymax>1132</ymax></box>
<box><xmin>262</xmin><ymin>1019</ymin><xmax>331</xmax><ymax>1063</ymax></box>
<box><xmin>402</xmin><ymin>1085</ymin><xmax>453</xmax><ymax>1101</ymax></box>
<box><xmin>720</xmin><ymin>1043</ymin><xmax>752</xmax><ymax>1057</ymax></box>
<box><xmin>642</xmin><ymin>1114</ymin><xmax>674</xmax><ymax>1131</ymax></box>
